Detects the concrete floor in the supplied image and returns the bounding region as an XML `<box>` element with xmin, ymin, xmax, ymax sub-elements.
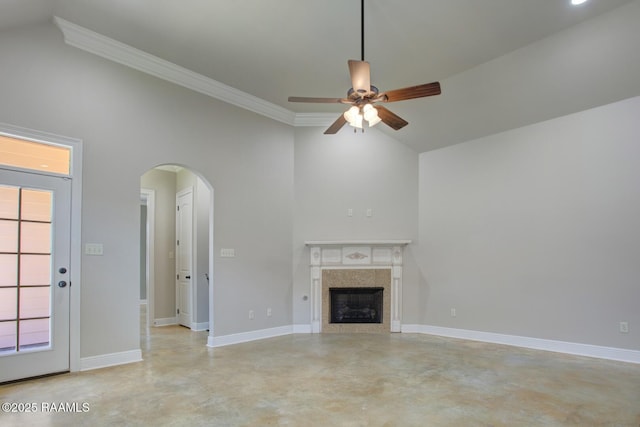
<box><xmin>1</xmin><ymin>308</ymin><xmax>639</xmax><ymax>426</ymax></box>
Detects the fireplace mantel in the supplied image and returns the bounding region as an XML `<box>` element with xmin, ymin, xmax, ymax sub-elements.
<box><xmin>305</xmin><ymin>240</ymin><xmax>411</xmax><ymax>246</ymax></box>
<box><xmin>305</xmin><ymin>240</ymin><xmax>410</xmax><ymax>333</ymax></box>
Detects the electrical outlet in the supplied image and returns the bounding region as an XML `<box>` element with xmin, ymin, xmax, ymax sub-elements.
<box><xmin>267</xmin><ymin>307</ymin><xmax>272</xmax><ymax>317</ymax></box>
<box><xmin>450</xmin><ymin>308</ymin><xmax>457</xmax><ymax>317</ymax></box>
<box><xmin>620</xmin><ymin>321</ymin><xmax>629</xmax><ymax>333</ymax></box>
<box><xmin>249</xmin><ymin>310</ymin><xmax>254</xmax><ymax>320</ymax></box>
<box><xmin>347</xmin><ymin>208</ymin><xmax>353</xmax><ymax>217</ymax></box>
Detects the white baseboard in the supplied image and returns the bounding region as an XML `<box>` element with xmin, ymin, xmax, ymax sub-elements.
<box><xmin>207</xmin><ymin>325</ymin><xmax>293</xmax><ymax>348</ymax></box>
<box><xmin>400</xmin><ymin>324</ymin><xmax>423</xmax><ymax>334</ymax></box>
<box><xmin>402</xmin><ymin>324</ymin><xmax>640</xmax><ymax>364</ymax></box>
<box><xmin>292</xmin><ymin>324</ymin><xmax>312</xmax><ymax>334</ymax></box>
<box><xmin>153</xmin><ymin>317</ymin><xmax>177</xmax><ymax>326</ymax></box>
<box><xmin>80</xmin><ymin>349</ymin><xmax>143</xmax><ymax>371</ymax></box>
<box><xmin>191</xmin><ymin>321</ymin><xmax>209</xmax><ymax>332</ymax></box>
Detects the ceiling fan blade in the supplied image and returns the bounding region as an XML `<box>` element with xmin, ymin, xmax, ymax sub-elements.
<box><xmin>324</xmin><ymin>115</ymin><xmax>348</xmax><ymax>134</ymax></box>
<box><xmin>381</xmin><ymin>82</ymin><xmax>441</xmax><ymax>103</ymax></box>
<box><xmin>288</xmin><ymin>96</ymin><xmax>344</xmax><ymax>103</ymax></box>
<box><xmin>375</xmin><ymin>105</ymin><xmax>409</xmax><ymax>130</ymax></box>
<box><xmin>348</xmin><ymin>60</ymin><xmax>371</xmax><ymax>97</ymax></box>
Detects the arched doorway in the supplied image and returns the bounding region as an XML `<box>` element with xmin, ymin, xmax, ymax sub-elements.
<box><xmin>140</xmin><ymin>165</ymin><xmax>213</xmax><ymax>339</ymax></box>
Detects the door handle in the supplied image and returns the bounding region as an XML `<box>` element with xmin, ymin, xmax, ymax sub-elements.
<box><xmin>58</xmin><ymin>281</ymin><xmax>67</xmax><ymax>288</ymax></box>
<box><xmin>185</xmin><ymin>276</ymin><xmax>191</xmax><ymax>279</ymax></box>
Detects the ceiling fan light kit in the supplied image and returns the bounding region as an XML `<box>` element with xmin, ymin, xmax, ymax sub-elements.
<box><xmin>362</xmin><ymin>103</ymin><xmax>382</xmax><ymax>126</ymax></box>
<box><xmin>288</xmin><ymin>0</ymin><xmax>441</xmax><ymax>134</ymax></box>
<box><xmin>343</xmin><ymin>103</ymin><xmax>381</xmax><ymax>130</ymax></box>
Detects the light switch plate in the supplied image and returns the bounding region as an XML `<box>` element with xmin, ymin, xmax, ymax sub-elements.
<box><xmin>85</xmin><ymin>243</ymin><xmax>104</xmax><ymax>256</ymax></box>
<box><xmin>220</xmin><ymin>248</ymin><xmax>235</xmax><ymax>257</ymax></box>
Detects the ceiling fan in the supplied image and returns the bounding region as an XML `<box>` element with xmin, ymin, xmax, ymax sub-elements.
<box><xmin>288</xmin><ymin>0</ymin><xmax>441</xmax><ymax>134</ymax></box>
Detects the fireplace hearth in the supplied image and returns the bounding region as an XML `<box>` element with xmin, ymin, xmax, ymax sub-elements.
<box><xmin>330</xmin><ymin>288</ymin><xmax>383</xmax><ymax>324</ymax></box>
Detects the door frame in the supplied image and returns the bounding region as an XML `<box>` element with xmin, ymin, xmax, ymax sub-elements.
<box><xmin>0</xmin><ymin>122</ymin><xmax>82</xmax><ymax>373</ymax></box>
<box><xmin>140</xmin><ymin>188</ymin><xmax>155</xmax><ymax>328</ymax></box>
<box><xmin>176</xmin><ymin>186</ymin><xmax>194</xmax><ymax>328</ymax></box>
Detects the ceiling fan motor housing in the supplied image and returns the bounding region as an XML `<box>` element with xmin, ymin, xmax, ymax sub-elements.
<box><xmin>347</xmin><ymin>85</ymin><xmax>379</xmax><ymax>102</ymax></box>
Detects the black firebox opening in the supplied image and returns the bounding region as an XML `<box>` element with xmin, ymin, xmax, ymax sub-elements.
<box><xmin>330</xmin><ymin>287</ymin><xmax>383</xmax><ymax>324</ymax></box>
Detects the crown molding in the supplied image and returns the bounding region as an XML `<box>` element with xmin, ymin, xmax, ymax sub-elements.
<box><xmin>293</xmin><ymin>113</ymin><xmax>339</xmax><ymax>127</ymax></box>
<box><xmin>53</xmin><ymin>16</ymin><xmax>301</xmax><ymax>126</ymax></box>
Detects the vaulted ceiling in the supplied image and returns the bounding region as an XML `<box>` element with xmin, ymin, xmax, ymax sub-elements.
<box><xmin>2</xmin><ymin>0</ymin><xmax>640</xmax><ymax>152</ymax></box>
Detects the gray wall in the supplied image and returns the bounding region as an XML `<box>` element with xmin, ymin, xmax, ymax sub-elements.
<box><xmin>140</xmin><ymin>169</ymin><xmax>177</xmax><ymax>320</ymax></box>
<box><xmin>417</xmin><ymin>96</ymin><xmax>640</xmax><ymax>350</ymax></box>
<box><xmin>0</xmin><ymin>22</ymin><xmax>294</xmax><ymax>357</ymax></box>
<box><xmin>292</xmin><ymin>127</ymin><xmax>420</xmax><ymax>325</ymax></box>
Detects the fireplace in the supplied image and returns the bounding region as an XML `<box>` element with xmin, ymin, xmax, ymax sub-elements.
<box><xmin>330</xmin><ymin>288</ymin><xmax>383</xmax><ymax>324</ymax></box>
<box><xmin>306</xmin><ymin>240</ymin><xmax>410</xmax><ymax>333</ymax></box>
<box><xmin>321</xmin><ymin>269</ymin><xmax>391</xmax><ymax>333</ymax></box>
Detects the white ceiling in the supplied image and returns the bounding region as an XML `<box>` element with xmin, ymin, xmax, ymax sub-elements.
<box><xmin>2</xmin><ymin>0</ymin><xmax>640</xmax><ymax>152</ymax></box>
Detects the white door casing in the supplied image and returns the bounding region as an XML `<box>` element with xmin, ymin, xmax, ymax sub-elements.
<box><xmin>140</xmin><ymin>188</ymin><xmax>155</xmax><ymax>328</ymax></box>
<box><xmin>176</xmin><ymin>188</ymin><xmax>193</xmax><ymax>328</ymax></box>
<box><xmin>0</xmin><ymin>169</ymin><xmax>71</xmax><ymax>382</ymax></box>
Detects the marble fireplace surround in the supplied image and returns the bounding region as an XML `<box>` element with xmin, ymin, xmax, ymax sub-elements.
<box><xmin>305</xmin><ymin>240</ymin><xmax>410</xmax><ymax>333</ymax></box>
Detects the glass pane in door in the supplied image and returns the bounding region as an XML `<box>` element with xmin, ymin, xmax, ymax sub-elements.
<box><xmin>19</xmin><ymin>318</ymin><xmax>49</xmax><ymax>349</ymax></box>
<box><xmin>20</xmin><ymin>255</ymin><xmax>51</xmax><ymax>286</ymax></box>
<box><xmin>0</xmin><ymin>186</ymin><xmax>18</xmax><ymax>219</ymax></box>
<box><xmin>0</xmin><ymin>321</ymin><xmax>17</xmax><ymax>352</ymax></box>
<box><xmin>0</xmin><ymin>254</ymin><xmax>17</xmax><ymax>286</ymax></box>
<box><xmin>20</xmin><ymin>222</ymin><xmax>51</xmax><ymax>254</ymax></box>
<box><xmin>21</xmin><ymin>189</ymin><xmax>51</xmax><ymax>222</ymax></box>
<box><xmin>0</xmin><ymin>184</ymin><xmax>52</xmax><ymax>355</ymax></box>
<box><xmin>19</xmin><ymin>287</ymin><xmax>51</xmax><ymax>319</ymax></box>
<box><xmin>0</xmin><ymin>288</ymin><xmax>17</xmax><ymax>320</ymax></box>
<box><xmin>0</xmin><ymin>220</ymin><xmax>18</xmax><ymax>252</ymax></box>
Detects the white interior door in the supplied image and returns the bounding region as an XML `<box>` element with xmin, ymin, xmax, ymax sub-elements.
<box><xmin>0</xmin><ymin>169</ymin><xmax>71</xmax><ymax>382</ymax></box>
<box><xmin>176</xmin><ymin>188</ymin><xmax>193</xmax><ymax>328</ymax></box>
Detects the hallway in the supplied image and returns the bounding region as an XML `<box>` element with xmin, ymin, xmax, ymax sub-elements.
<box><xmin>1</xmin><ymin>312</ymin><xmax>639</xmax><ymax>426</ymax></box>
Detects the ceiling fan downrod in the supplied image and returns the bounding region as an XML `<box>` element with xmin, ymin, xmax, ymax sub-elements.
<box><xmin>360</xmin><ymin>0</ymin><xmax>365</xmax><ymax>61</ymax></box>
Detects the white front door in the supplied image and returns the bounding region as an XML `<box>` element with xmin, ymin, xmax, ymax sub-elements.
<box><xmin>0</xmin><ymin>169</ymin><xmax>71</xmax><ymax>382</ymax></box>
<box><xmin>176</xmin><ymin>188</ymin><xmax>193</xmax><ymax>328</ymax></box>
